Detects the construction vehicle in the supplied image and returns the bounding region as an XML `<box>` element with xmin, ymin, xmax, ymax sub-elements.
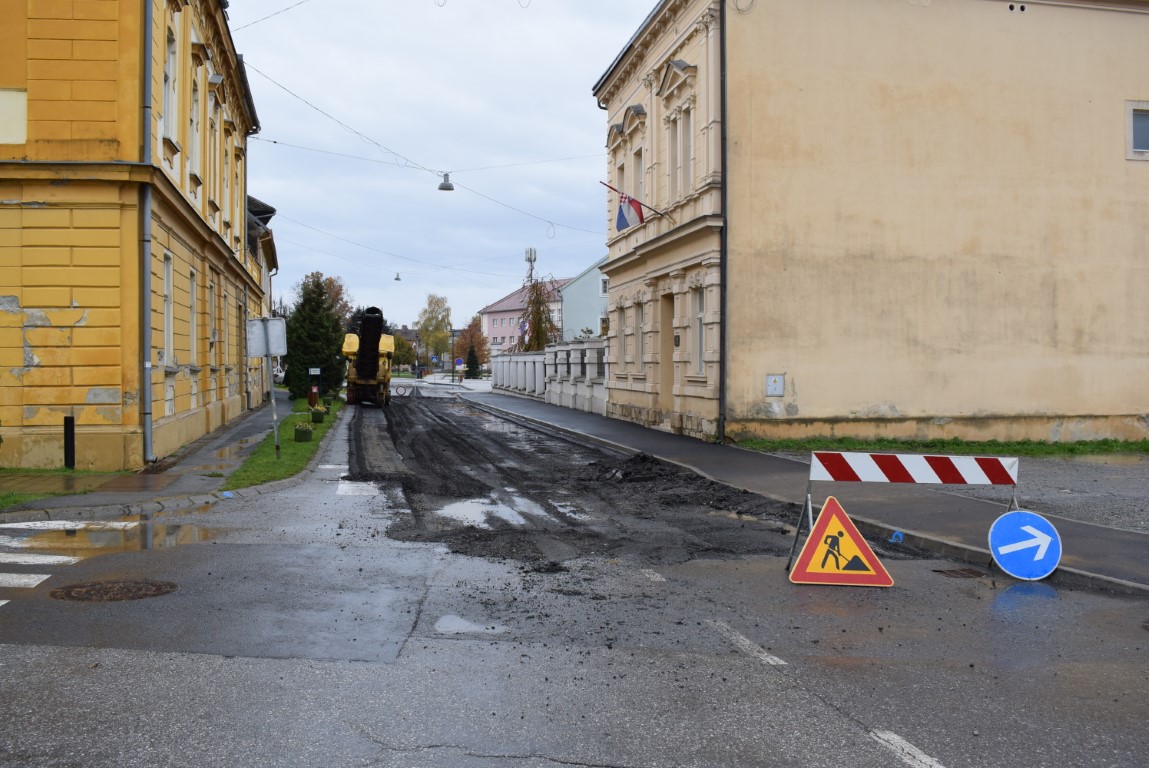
<box><xmin>342</xmin><ymin>307</ymin><xmax>394</xmax><ymax>406</ymax></box>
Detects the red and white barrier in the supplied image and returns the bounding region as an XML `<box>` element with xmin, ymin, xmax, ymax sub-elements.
<box><xmin>810</xmin><ymin>452</ymin><xmax>1018</xmax><ymax>486</ymax></box>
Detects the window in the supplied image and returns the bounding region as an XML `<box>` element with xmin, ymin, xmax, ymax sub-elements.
<box><xmin>223</xmin><ymin>291</ymin><xmax>229</xmax><ymax>364</ymax></box>
<box><xmin>162</xmin><ymin>28</ymin><xmax>177</xmax><ymax>141</ymax></box>
<box><xmin>668</xmin><ymin>119</ymin><xmax>679</xmax><ymax>200</ymax></box>
<box><xmin>693</xmin><ymin>287</ymin><xmax>705</xmax><ymax>374</ymax></box>
<box><xmin>680</xmin><ymin>109</ymin><xmax>693</xmax><ymax>195</ymax></box>
<box><xmin>162</xmin><ymin>253</ymin><xmax>174</xmax><ymax>367</ymax></box>
<box><xmin>1128</xmin><ymin>101</ymin><xmax>1149</xmax><ymax>160</ymax></box>
<box><xmin>189</xmin><ymin>80</ymin><xmax>200</xmax><ymax>179</ymax></box>
<box><xmin>189</xmin><ymin>270</ymin><xmax>197</xmax><ymax>367</ymax></box>
<box><xmin>600</xmin><ymin>276</ymin><xmax>609</xmax><ymax>296</ymax></box>
<box><xmin>632</xmin><ymin>149</ymin><xmax>644</xmax><ymax>202</ymax></box>
<box><xmin>635</xmin><ymin>302</ymin><xmax>644</xmax><ymax>371</ymax></box>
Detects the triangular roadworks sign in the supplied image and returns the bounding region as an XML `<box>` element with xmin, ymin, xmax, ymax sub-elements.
<box><xmin>789</xmin><ymin>496</ymin><xmax>894</xmax><ymax>587</ymax></box>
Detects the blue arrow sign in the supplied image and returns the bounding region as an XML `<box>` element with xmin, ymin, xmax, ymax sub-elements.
<box><xmin>989</xmin><ymin>510</ymin><xmax>1062</xmax><ymax>581</ymax></box>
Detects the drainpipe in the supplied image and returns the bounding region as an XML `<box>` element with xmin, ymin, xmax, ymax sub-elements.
<box><xmin>717</xmin><ymin>0</ymin><xmax>729</xmax><ymax>444</ymax></box>
<box><xmin>139</xmin><ymin>0</ymin><xmax>156</xmax><ymax>463</ymax></box>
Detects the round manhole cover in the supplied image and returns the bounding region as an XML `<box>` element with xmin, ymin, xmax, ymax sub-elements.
<box><xmin>50</xmin><ymin>580</ymin><xmax>178</xmax><ymax>602</ymax></box>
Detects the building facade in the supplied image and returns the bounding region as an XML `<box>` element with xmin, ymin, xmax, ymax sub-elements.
<box><xmin>559</xmin><ymin>257</ymin><xmax>609</xmax><ymax>341</ymax></box>
<box><xmin>594</xmin><ymin>0</ymin><xmax>1149</xmax><ymax>443</ymax></box>
<box><xmin>478</xmin><ymin>279</ymin><xmax>570</xmax><ymax>355</ymax></box>
<box><xmin>0</xmin><ymin>0</ymin><xmax>269</xmax><ymax>470</ymax></box>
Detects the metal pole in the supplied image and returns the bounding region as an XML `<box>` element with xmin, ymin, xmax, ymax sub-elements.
<box><xmin>264</xmin><ymin>319</ymin><xmax>280</xmax><ymax>460</ymax></box>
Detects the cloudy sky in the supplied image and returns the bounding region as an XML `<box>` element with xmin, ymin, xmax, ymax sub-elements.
<box><xmin>227</xmin><ymin>0</ymin><xmax>656</xmax><ymax>330</ymax></box>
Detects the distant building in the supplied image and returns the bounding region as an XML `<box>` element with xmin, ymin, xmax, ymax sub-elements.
<box><xmin>594</xmin><ymin>0</ymin><xmax>1149</xmax><ymax>443</ymax></box>
<box><xmin>479</xmin><ymin>279</ymin><xmax>570</xmax><ymax>354</ymax></box>
<box><xmin>0</xmin><ymin>1</ymin><xmax>269</xmax><ymax>469</ymax></box>
<box><xmin>559</xmin><ymin>258</ymin><xmax>609</xmax><ymax>340</ymax></box>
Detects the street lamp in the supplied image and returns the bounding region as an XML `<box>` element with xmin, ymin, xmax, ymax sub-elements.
<box><xmin>438</xmin><ymin>173</ymin><xmax>454</xmax><ymax>191</ymax></box>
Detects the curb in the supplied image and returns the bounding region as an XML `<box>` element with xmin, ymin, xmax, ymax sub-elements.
<box><xmin>0</xmin><ymin>407</ymin><xmax>346</xmax><ymax>526</ymax></box>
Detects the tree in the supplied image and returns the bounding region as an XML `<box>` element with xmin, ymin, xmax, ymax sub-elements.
<box><xmin>284</xmin><ymin>272</ymin><xmax>344</xmax><ymax>399</ymax></box>
<box><xmin>347</xmin><ymin>304</ymin><xmax>393</xmax><ymax>335</ymax></box>
<box><xmin>322</xmin><ymin>274</ymin><xmax>354</xmax><ymax>330</ymax></box>
<box><xmin>453</xmin><ymin>314</ymin><xmax>489</xmax><ymax>365</ymax></box>
<box><xmin>415</xmin><ymin>293</ymin><xmax>452</xmax><ymax>366</ymax></box>
<box><xmin>392</xmin><ymin>335</ymin><xmax>416</xmax><ymax>368</ymax></box>
<box><xmin>465</xmin><ymin>345</ymin><xmax>481</xmax><ymax>379</ymax></box>
<box><xmin>521</xmin><ymin>258</ymin><xmax>559</xmax><ymax>352</ymax></box>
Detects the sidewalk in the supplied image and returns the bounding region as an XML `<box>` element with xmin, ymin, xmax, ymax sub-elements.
<box><xmin>3</xmin><ymin>382</ymin><xmax>1145</xmax><ymax>595</ymax></box>
<box><xmin>0</xmin><ymin>388</ymin><xmax>302</xmax><ymax>522</ymax></box>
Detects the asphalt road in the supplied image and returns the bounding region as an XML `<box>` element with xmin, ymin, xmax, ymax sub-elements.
<box><xmin>0</xmin><ymin>392</ymin><xmax>1145</xmax><ymax>767</ymax></box>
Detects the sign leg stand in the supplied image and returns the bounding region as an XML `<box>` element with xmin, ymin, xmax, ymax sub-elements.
<box><xmin>785</xmin><ymin>483</ymin><xmax>814</xmax><ymax>572</ymax></box>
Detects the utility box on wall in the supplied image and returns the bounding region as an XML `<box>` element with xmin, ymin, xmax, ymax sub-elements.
<box><xmin>766</xmin><ymin>374</ymin><xmax>785</xmax><ymax>397</ymax></box>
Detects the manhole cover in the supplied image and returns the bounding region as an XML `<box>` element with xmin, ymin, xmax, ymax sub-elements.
<box><xmin>932</xmin><ymin>568</ymin><xmax>987</xmax><ymax>579</ymax></box>
<box><xmin>50</xmin><ymin>580</ymin><xmax>178</xmax><ymax>602</ymax></box>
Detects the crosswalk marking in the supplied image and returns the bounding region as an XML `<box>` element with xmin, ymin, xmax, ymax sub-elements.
<box><xmin>0</xmin><ymin>520</ymin><xmax>138</xmax><ymax>531</ymax></box>
<box><xmin>0</xmin><ymin>553</ymin><xmax>80</xmax><ymax>566</ymax></box>
<box><xmin>0</xmin><ymin>573</ymin><xmax>52</xmax><ymax>589</ymax></box>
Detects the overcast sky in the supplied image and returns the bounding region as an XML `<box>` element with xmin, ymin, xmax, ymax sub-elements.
<box><xmin>228</xmin><ymin>0</ymin><xmax>656</xmax><ymax>329</ymax></box>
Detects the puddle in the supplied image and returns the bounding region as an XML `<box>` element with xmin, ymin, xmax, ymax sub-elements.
<box><xmin>336</xmin><ymin>479</ymin><xmax>379</xmax><ymax>496</ymax></box>
<box><xmin>213</xmin><ymin>437</ymin><xmax>260</xmax><ymax>460</ymax></box>
<box><xmin>552</xmin><ymin>501</ymin><xmax>592</xmax><ymax>521</ymax></box>
<box><xmin>434</xmin><ymin>614</ymin><xmax>506</xmax><ymax>635</ymax></box>
<box><xmin>0</xmin><ymin>518</ymin><xmax>216</xmax><ymax>559</ymax></box>
<box><xmin>434</xmin><ymin>494</ymin><xmax>554</xmax><ymax>529</ymax></box>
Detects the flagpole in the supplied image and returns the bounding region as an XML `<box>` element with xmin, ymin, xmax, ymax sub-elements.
<box><xmin>599</xmin><ymin>181</ymin><xmax>669</xmax><ymax>220</ymax></box>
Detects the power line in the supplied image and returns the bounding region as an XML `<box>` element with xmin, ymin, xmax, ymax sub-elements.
<box><xmin>232</xmin><ymin>0</ymin><xmax>316</xmax><ymax>32</ymax></box>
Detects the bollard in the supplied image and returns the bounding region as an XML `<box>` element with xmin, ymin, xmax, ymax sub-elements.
<box><xmin>64</xmin><ymin>416</ymin><xmax>75</xmax><ymax>469</ymax></box>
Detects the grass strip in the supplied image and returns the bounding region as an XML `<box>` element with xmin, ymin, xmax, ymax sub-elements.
<box><xmin>222</xmin><ymin>398</ymin><xmax>343</xmax><ymax>490</ymax></box>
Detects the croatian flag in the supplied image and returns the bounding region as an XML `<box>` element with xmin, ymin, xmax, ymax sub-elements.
<box><xmin>616</xmin><ymin>193</ymin><xmax>645</xmax><ymax>231</ymax></box>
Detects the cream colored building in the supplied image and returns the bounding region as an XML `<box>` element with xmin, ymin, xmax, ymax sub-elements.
<box><xmin>594</xmin><ymin>0</ymin><xmax>1149</xmax><ymax>443</ymax></box>
<box><xmin>1</xmin><ymin>0</ymin><xmax>270</xmax><ymax>470</ymax></box>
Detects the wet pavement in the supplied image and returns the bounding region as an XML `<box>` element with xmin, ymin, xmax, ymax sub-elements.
<box><xmin>2</xmin><ymin>378</ymin><xmax>1146</xmax><ymax>595</ymax></box>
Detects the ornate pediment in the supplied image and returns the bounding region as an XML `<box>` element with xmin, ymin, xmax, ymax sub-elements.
<box><xmin>622</xmin><ymin>104</ymin><xmax>646</xmax><ymax>134</ymax></box>
<box><xmin>657</xmin><ymin>59</ymin><xmax>697</xmax><ymax>100</ymax></box>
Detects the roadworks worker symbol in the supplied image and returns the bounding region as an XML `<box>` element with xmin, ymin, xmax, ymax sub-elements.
<box><xmin>789</xmin><ymin>496</ymin><xmax>894</xmax><ymax>587</ymax></box>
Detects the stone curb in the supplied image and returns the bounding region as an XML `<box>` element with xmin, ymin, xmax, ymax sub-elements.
<box><xmin>0</xmin><ymin>408</ymin><xmax>345</xmax><ymax>526</ymax></box>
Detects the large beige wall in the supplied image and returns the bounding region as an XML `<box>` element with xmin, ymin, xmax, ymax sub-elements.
<box><xmin>725</xmin><ymin>0</ymin><xmax>1149</xmax><ymax>440</ymax></box>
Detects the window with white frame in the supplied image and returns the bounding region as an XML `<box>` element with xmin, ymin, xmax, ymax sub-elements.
<box><xmin>680</xmin><ymin>108</ymin><xmax>693</xmax><ymax>196</ymax></box>
<box><xmin>693</xmin><ymin>287</ymin><xmax>705</xmax><ymax>374</ymax></box>
<box><xmin>162</xmin><ymin>28</ymin><xmax>177</xmax><ymax>142</ymax></box>
<box><xmin>162</xmin><ymin>253</ymin><xmax>174</xmax><ymax>367</ymax></box>
<box><xmin>189</xmin><ymin>269</ymin><xmax>198</xmax><ymax>367</ymax></box>
<box><xmin>632</xmin><ymin>149</ymin><xmax>644</xmax><ymax>202</ymax></box>
<box><xmin>668</xmin><ymin>118</ymin><xmax>679</xmax><ymax>200</ymax></box>
<box><xmin>223</xmin><ymin>291</ymin><xmax>230</xmax><ymax>364</ymax></box>
<box><xmin>189</xmin><ymin>80</ymin><xmax>200</xmax><ymax>179</ymax></box>
<box><xmin>1128</xmin><ymin>101</ymin><xmax>1149</xmax><ymax>160</ymax></box>
<box><xmin>634</xmin><ymin>301</ymin><xmax>644</xmax><ymax>371</ymax></box>
<box><xmin>600</xmin><ymin>276</ymin><xmax>609</xmax><ymax>296</ymax></box>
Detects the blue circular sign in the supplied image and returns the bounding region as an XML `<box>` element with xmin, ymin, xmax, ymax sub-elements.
<box><xmin>455</xmin><ymin>357</ymin><xmax>464</xmax><ymax>366</ymax></box>
<box><xmin>988</xmin><ymin>510</ymin><xmax>1062</xmax><ymax>581</ymax></box>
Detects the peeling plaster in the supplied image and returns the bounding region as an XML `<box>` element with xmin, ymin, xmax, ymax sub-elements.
<box><xmin>23</xmin><ymin>309</ymin><xmax>50</xmax><ymax>326</ymax></box>
<box><xmin>0</xmin><ymin>296</ymin><xmax>20</xmax><ymax>312</ymax></box>
<box><xmin>85</xmin><ymin>387</ymin><xmax>120</xmax><ymax>404</ymax></box>
<box><xmin>123</xmin><ymin>390</ymin><xmax>138</xmax><ymax>406</ymax></box>
<box><xmin>23</xmin><ymin>349</ymin><xmax>39</xmax><ymax>367</ymax></box>
<box><xmin>94</xmin><ymin>406</ymin><xmax>121</xmax><ymax>421</ymax></box>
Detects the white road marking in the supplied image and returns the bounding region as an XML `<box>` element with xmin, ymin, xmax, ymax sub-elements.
<box><xmin>0</xmin><ymin>520</ymin><xmax>138</xmax><ymax>531</ymax></box>
<box><xmin>0</xmin><ymin>573</ymin><xmax>52</xmax><ymax>589</ymax></box>
<box><xmin>640</xmin><ymin>568</ymin><xmax>666</xmax><ymax>582</ymax></box>
<box><xmin>0</xmin><ymin>552</ymin><xmax>80</xmax><ymax>566</ymax></box>
<box><xmin>0</xmin><ymin>600</ymin><xmax>7</xmax><ymax>608</ymax></box>
<box><xmin>870</xmin><ymin>730</ymin><xmax>947</xmax><ymax>768</ymax></box>
<box><xmin>337</xmin><ymin>480</ymin><xmax>379</xmax><ymax>496</ymax></box>
<box><xmin>707</xmin><ymin>619</ymin><xmax>787</xmax><ymax>666</ymax></box>
<box><xmin>319</xmin><ymin>464</ymin><xmax>350</xmax><ymax>470</ymax></box>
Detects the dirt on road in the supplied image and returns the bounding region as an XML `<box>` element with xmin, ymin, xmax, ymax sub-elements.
<box><xmin>346</xmin><ymin>393</ymin><xmax>931</xmax><ymax>568</ymax></box>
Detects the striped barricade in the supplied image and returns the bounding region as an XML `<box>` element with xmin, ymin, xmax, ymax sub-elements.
<box><xmin>786</xmin><ymin>451</ymin><xmax>1020</xmax><ymax>571</ymax></box>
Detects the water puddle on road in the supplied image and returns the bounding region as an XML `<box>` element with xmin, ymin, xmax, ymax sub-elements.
<box><xmin>434</xmin><ymin>495</ymin><xmax>555</xmax><ymax>529</ymax></box>
<box><xmin>434</xmin><ymin>614</ymin><xmax>507</xmax><ymax>635</ymax></box>
<box><xmin>0</xmin><ymin>518</ymin><xmax>216</xmax><ymax>560</ymax></box>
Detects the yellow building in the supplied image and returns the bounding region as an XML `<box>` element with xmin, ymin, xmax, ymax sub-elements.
<box><xmin>0</xmin><ymin>0</ymin><xmax>272</xmax><ymax>470</ymax></box>
<box><xmin>594</xmin><ymin>0</ymin><xmax>1149</xmax><ymax>443</ymax></box>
